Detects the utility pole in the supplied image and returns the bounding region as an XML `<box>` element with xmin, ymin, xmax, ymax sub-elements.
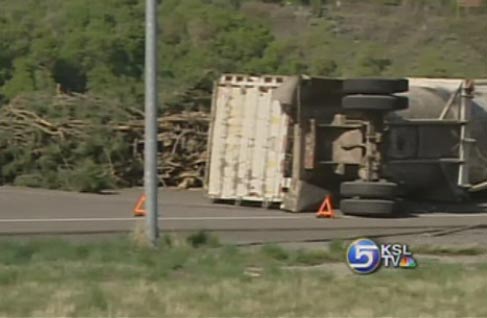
<box><xmin>144</xmin><ymin>0</ymin><xmax>159</xmax><ymax>246</ymax></box>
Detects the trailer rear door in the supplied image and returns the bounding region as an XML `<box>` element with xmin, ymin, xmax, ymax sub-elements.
<box><xmin>206</xmin><ymin>74</ymin><xmax>291</xmax><ymax>204</ymax></box>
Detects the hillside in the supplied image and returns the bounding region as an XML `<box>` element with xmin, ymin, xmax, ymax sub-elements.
<box><xmin>1</xmin><ymin>0</ymin><xmax>486</xmax><ymax>108</ymax></box>
<box><xmin>239</xmin><ymin>1</ymin><xmax>486</xmax><ymax>78</ymax></box>
<box><xmin>0</xmin><ymin>0</ymin><xmax>486</xmax><ymax>191</ymax></box>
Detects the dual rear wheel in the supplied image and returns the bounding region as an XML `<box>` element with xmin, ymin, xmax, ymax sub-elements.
<box><xmin>342</xmin><ymin>78</ymin><xmax>409</xmax><ymax>112</ymax></box>
<box><xmin>340</xmin><ymin>181</ymin><xmax>399</xmax><ymax>217</ymax></box>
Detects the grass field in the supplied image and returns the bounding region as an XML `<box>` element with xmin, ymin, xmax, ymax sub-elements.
<box><xmin>0</xmin><ymin>234</ymin><xmax>486</xmax><ymax>317</ymax></box>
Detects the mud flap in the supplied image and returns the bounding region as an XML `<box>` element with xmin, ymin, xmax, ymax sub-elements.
<box><xmin>281</xmin><ymin>180</ymin><xmax>330</xmax><ymax>212</ymax></box>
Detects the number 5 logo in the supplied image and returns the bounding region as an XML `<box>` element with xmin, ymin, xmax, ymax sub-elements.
<box><xmin>346</xmin><ymin>239</ymin><xmax>381</xmax><ymax>274</ymax></box>
<box><xmin>351</xmin><ymin>245</ymin><xmax>378</xmax><ymax>269</ymax></box>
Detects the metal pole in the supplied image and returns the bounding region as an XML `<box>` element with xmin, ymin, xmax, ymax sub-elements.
<box><xmin>144</xmin><ymin>0</ymin><xmax>159</xmax><ymax>245</ymax></box>
<box><xmin>457</xmin><ymin>80</ymin><xmax>474</xmax><ymax>188</ymax></box>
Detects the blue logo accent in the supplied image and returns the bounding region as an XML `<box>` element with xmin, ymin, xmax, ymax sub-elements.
<box><xmin>347</xmin><ymin>238</ymin><xmax>381</xmax><ymax>274</ymax></box>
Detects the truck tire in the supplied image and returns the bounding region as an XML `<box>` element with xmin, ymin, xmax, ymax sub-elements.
<box><xmin>341</xmin><ymin>181</ymin><xmax>397</xmax><ymax>199</ymax></box>
<box><xmin>342</xmin><ymin>95</ymin><xmax>409</xmax><ymax>111</ymax></box>
<box><xmin>343</xmin><ymin>78</ymin><xmax>409</xmax><ymax>95</ymax></box>
<box><xmin>340</xmin><ymin>199</ymin><xmax>396</xmax><ymax>216</ymax></box>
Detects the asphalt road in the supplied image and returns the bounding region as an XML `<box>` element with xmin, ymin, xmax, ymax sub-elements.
<box><xmin>2</xmin><ymin>186</ymin><xmax>487</xmax><ymax>244</ymax></box>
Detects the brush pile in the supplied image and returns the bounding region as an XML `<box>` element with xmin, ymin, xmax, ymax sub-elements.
<box><xmin>0</xmin><ymin>93</ymin><xmax>210</xmax><ymax>192</ymax></box>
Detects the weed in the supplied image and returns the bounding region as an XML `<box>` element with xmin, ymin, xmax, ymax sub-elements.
<box><xmin>0</xmin><ymin>268</ymin><xmax>18</xmax><ymax>285</ymax></box>
<box><xmin>261</xmin><ymin>244</ymin><xmax>290</xmax><ymax>261</ymax></box>
<box><xmin>186</xmin><ymin>230</ymin><xmax>221</xmax><ymax>248</ymax></box>
<box><xmin>291</xmin><ymin>249</ymin><xmax>332</xmax><ymax>266</ymax></box>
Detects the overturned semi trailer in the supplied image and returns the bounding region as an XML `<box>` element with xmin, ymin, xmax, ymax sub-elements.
<box><xmin>205</xmin><ymin>74</ymin><xmax>487</xmax><ymax>215</ymax></box>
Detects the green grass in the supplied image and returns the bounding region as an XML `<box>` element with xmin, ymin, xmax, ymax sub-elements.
<box><xmin>260</xmin><ymin>240</ymin><xmax>347</xmax><ymax>266</ymax></box>
<box><xmin>0</xmin><ymin>236</ymin><xmax>486</xmax><ymax>317</ymax></box>
<box><xmin>412</xmin><ymin>244</ymin><xmax>486</xmax><ymax>256</ymax></box>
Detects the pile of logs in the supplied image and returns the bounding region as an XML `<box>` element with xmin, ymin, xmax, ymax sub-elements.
<box><xmin>132</xmin><ymin>112</ymin><xmax>210</xmax><ymax>188</ymax></box>
<box><xmin>0</xmin><ymin>93</ymin><xmax>211</xmax><ymax>189</ymax></box>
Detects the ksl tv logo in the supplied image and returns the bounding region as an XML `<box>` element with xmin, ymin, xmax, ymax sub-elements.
<box><xmin>346</xmin><ymin>238</ymin><xmax>417</xmax><ymax>274</ymax></box>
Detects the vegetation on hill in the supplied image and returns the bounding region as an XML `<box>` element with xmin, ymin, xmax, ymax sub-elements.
<box><xmin>0</xmin><ymin>0</ymin><xmax>486</xmax><ymax>191</ymax></box>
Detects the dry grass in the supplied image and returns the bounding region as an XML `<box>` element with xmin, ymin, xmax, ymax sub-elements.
<box><xmin>412</xmin><ymin>244</ymin><xmax>486</xmax><ymax>256</ymax></box>
<box><xmin>0</xmin><ymin>237</ymin><xmax>486</xmax><ymax>317</ymax></box>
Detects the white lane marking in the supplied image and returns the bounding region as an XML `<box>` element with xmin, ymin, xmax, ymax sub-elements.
<box><xmin>0</xmin><ymin>216</ymin><xmax>312</xmax><ymax>223</ymax></box>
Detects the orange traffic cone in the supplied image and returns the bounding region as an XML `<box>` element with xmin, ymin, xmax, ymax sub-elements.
<box><xmin>133</xmin><ymin>195</ymin><xmax>146</xmax><ymax>217</ymax></box>
<box><xmin>316</xmin><ymin>195</ymin><xmax>335</xmax><ymax>218</ymax></box>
